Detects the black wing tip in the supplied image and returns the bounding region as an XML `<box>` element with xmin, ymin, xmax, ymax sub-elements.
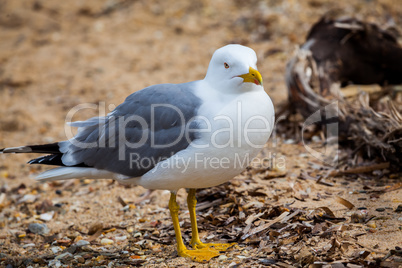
<box><xmin>28</xmin><ymin>154</ymin><xmax>63</xmax><ymax>166</ymax></box>
<box><xmin>26</xmin><ymin>143</ymin><xmax>61</xmax><ymax>154</ymax></box>
<box><xmin>28</xmin><ymin>158</ymin><xmax>40</xmax><ymax>164</ymax></box>
<box><xmin>28</xmin><ymin>154</ymin><xmax>90</xmax><ymax>168</ymax></box>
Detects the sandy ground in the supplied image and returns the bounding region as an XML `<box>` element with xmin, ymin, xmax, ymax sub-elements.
<box><xmin>0</xmin><ymin>0</ymin><xmax>401</xmax><ymax>267</ymax></box>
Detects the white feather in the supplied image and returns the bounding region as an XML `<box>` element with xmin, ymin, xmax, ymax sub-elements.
<box><xmin>35</xmin><ymin>167</ymin><xmax>128</xmax><ymax>182</ymax></box>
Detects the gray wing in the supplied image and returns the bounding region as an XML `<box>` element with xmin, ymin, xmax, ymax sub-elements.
<box><xmin>58</xmin><ymin>82</ymin><xmax>202</xmax><ymax>177</ymax></box>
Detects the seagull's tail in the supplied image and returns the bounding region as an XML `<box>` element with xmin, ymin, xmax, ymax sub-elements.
<box><xmin>2</xmin><ymin>143</ymin><xmax>118</xmax><ymax>183</ymax></box>
<box><xmin>1</xmin><ymin>143</ymin><xmax>88</xmax><ymax>167</ymax></box>
<box><xmin>1</xmin><ymin>143</ymin><xmax>65</xmax><ymax>166</ymax></box>
<box><xmin>1</xmin><ymin>144</ymin><xmax>85</xmax><ymax>181</ymax></box>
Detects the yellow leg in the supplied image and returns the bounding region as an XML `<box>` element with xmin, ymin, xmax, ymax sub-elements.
<box><xmin>187</xmin><ymin>189</ymin><xmax>236</xmax><ymax>251</ymax></box>
<box><xmin>169</xmin><ymin>192</ymin><xmax>219</xmax><ymax>263</ymax></box>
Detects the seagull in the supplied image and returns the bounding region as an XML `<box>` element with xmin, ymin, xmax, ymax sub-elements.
<box><xmin>1</xmin><ymin>44</ymin><xmax>275</xmax><ymax>262</ymax></box>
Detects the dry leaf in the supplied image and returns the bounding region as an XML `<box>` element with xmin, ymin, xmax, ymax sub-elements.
<box><xmin>335</xmin><ymin>196</ymin><xmax>355</xmax><ymax>209</ymax></box>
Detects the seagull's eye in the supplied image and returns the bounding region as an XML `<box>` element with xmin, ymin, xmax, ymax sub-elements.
<box><xmin>224</xmin><ymin>62</ymin><xmax>230</xmax><ymax>69</ymax></box>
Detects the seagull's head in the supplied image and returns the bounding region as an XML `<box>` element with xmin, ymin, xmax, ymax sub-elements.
<box><xmin>204</xmin><ymin>44</ymin><xmax>263</xmax><ymax>93</ymax></box>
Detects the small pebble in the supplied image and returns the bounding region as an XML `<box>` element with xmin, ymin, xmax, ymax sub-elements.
<box><xmin>133</xmin><ymin>232</ymin><xmax>142</xmax><ymax>238</ymax></box>
<box><xmin>351</xmin><ymin>211</ymin><xmax>367</xmax><ymax>223</ymax></box>
<box><xmin>239</xmin><ymin>211</ymin><xmax>245</xmax><ymax>219</ymax></box>
<box><xmin>66</xmin><ymin>245</ymin><xmax>77</xmax><ymax>254</ymax></box>
<box><xmin>74</xmin><ymin>255</ymin><xmax>85</xmax><ymax>264</ymax></box>
<box><xmin>18</xmin><ymin>194</ymin><xmax>37</xmax><ymax>204</ymax></box>
<box><xmin>367</xmin><ymin>222</ymin><xmax>377</xmax><ymax>228</ymax></box>
<box><xmin>100</xmin><ymin>238</ymin><xmax>114</xmax><ymax>245</ymax></box>
<box><xmin>55</xmin><ymin>252</ymin><xmax>73</xmax><ymax>260</ymax></box>
<box><xmin>0</xmin><ymin>193</ymin><xmax>5</xmax><ymax>205</ymax></box>
<box><xmin>237</xmin><ymin>255</ymin><xmax>247</xmax><ymax>259</ymax></box>
<box><xmin>75</xmin><ymin>240</ymin><xmax>90</xmax><ymax>247</ymax></box>
<box><xmin>218</xmin><ymin>255</ymin><xmax>228</xmax><ymax>261</ymax></box>
<box><xmin>51</xmin><ymin>246</ymin><xmax>63</xmax><ymax>254</ymax></box>
<box><xmin>48</xmin><ymin>260</ymin><xmax>62</xmax><ymax>268</ymax></box>
<box><xmin>115</xmin><ymin>235</ymin><xmax>127</xmax><ymax>241</ymax></box>
<box><xmin>120</xmin><ymin>205</ymin><xmax>130</xmax><ymax>211</ymax></box>
<box><xmin>228</xmin><ymin>262</ymin><xmax>237</xmax><ymax>267</ymax></box>
<box><xmin>22</xmin><ymin>243</ymin><xmax>35</xmax><ymax>248</ymax></box>
<box><xmin>358</xmin><ymin>207</ymin><xmax>367</xmax><ymax>210</ymax></box>
<box><xmin>259</xmin><ymin>259</ymin><xmax>277</xmax><ymax>265</ymax></box>
<box><xmin>55</xmin><ymin>189</ymin><xmax>62</xmax><ymax>195</ymax></box>
<box><xmin>206</xmin><ymin>234</ymin><xmax>215</xmax><ymax>240</ymax></box>
<box><xmin>376</xmin><ymin>208</ymin><xmax>385</xmax><ymax>212</ymax></box>
<box><xmin>312</xmin><ymin>135</ymin><xmax>321</xmax><ymax>142</ymax></box>
<box><xmin>39</xmin><ymin>211</ymin><xmax>54</xmax><ymax>221</ymax></box>
<box><xmin>28</xmin><ymin>223</ymin><xmax>50</xmax><ymax>235</ymax></box>
<box><xmin>284</xmin><ymin>139</ymin><xmax>295</xmax><ymax>144</ymax></box>
<box><xmin>398</xmin><ymin>217</ymin><xmax>402</xmax><ymax>221</ymax></box>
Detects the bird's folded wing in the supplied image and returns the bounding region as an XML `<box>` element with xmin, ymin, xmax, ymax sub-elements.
<box><xmin>56</xmin><ymin>83</ymin><xmax>202</xmax><ymax>177</ymax></box>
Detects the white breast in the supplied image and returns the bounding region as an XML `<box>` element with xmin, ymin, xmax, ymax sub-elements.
<box><xmin>137</xmin><ymin>80</ymin><xmax>275</xmax><ymax>191</ymax></box>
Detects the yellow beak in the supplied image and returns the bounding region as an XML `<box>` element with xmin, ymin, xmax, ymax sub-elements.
<box><xmin>238</xmin><ymin>67</ymin><xmax>263</xmax><ymax>86</ymax></box>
